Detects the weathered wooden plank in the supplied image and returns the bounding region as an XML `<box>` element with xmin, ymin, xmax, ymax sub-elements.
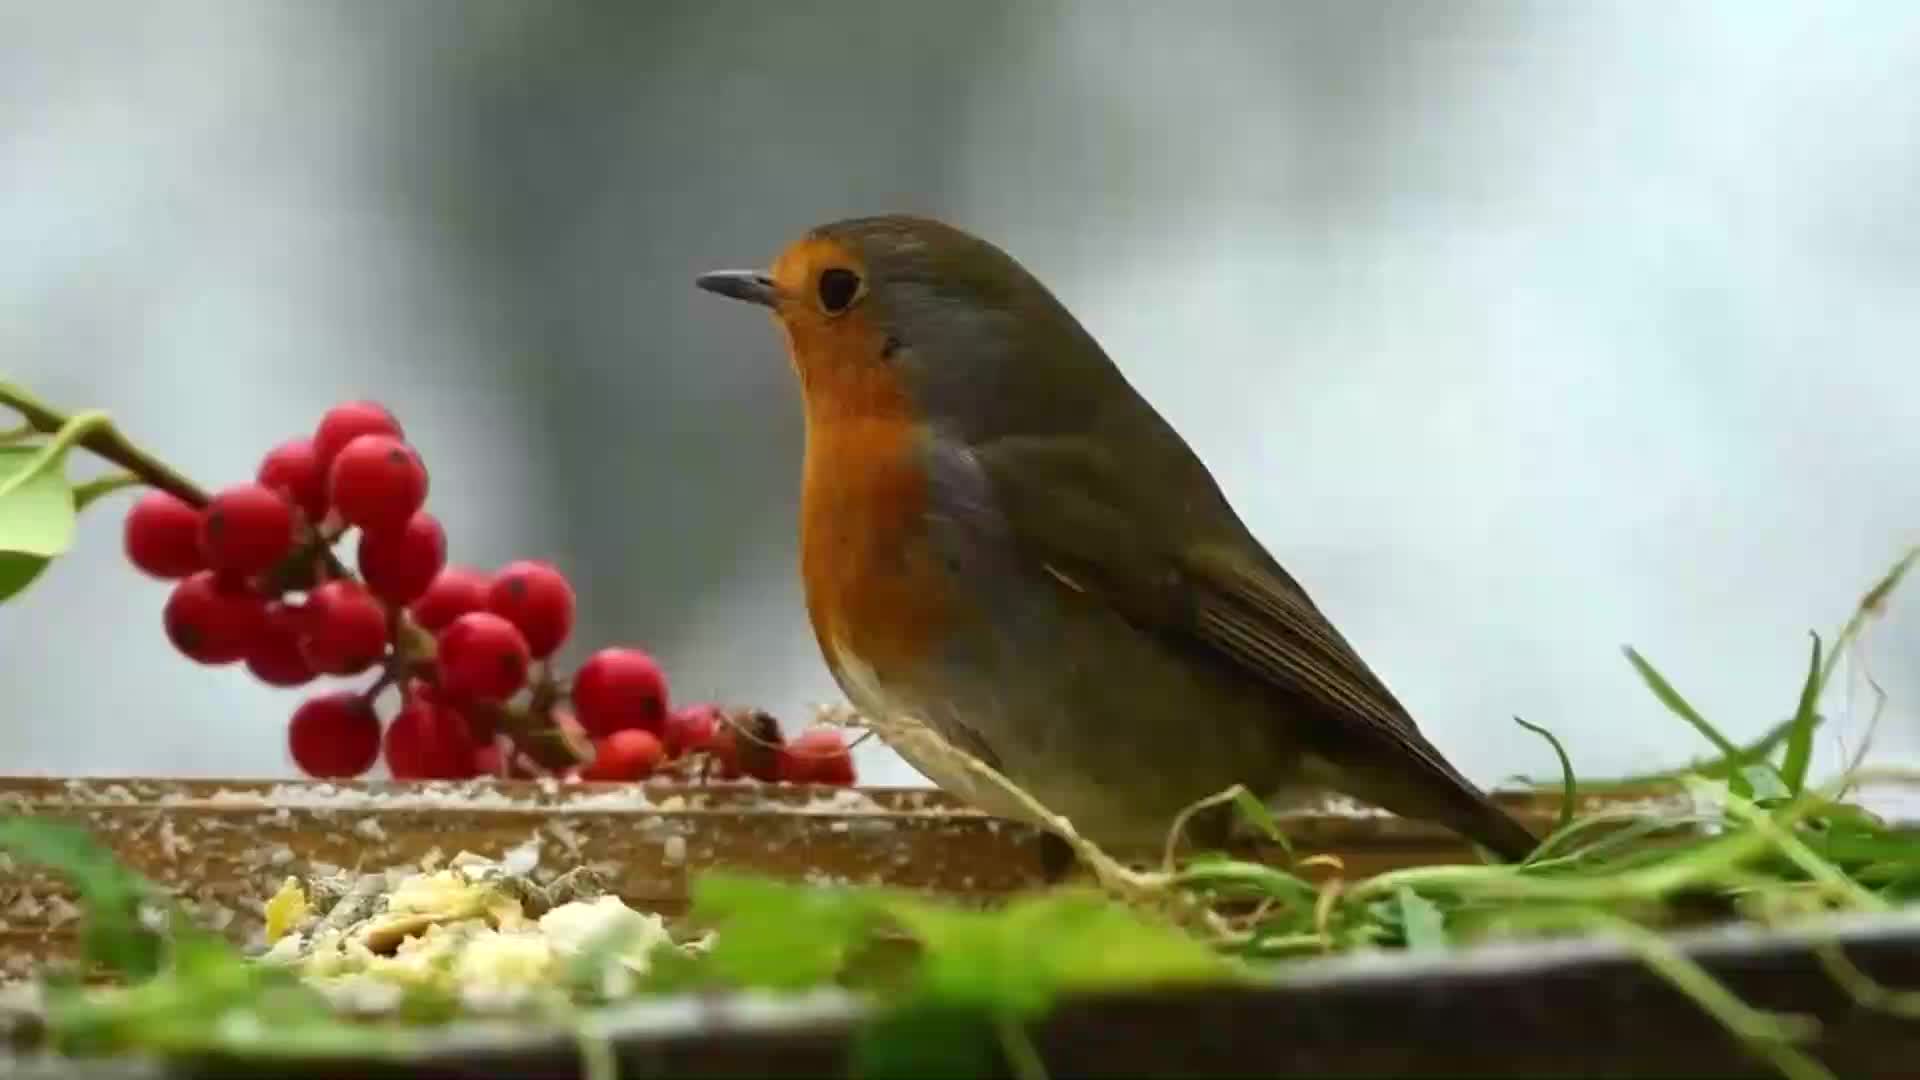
<box><xmin>0</xmin><ymin>776</ymin><xmax>1658</xmax><ymax>973</ymax></box>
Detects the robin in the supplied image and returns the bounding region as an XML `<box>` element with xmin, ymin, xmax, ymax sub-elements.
<box><xmin>696</xmin><ymin>215</ymin><xmax>1537</xmax><ymax>864</ymax></box>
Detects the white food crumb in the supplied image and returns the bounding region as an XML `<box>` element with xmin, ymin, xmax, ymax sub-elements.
<box><xmin>501</xmin><ymin>838</ymin><xmax>542</xmax><ymax>876</ymax></box>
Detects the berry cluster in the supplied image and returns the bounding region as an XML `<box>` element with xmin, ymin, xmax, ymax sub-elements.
<box><xmin>121</xmin><ymin>401</ymin><xmax>857</xmax><ymax>788</ymax></box>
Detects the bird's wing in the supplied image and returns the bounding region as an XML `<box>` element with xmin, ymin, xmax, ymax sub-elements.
<box><xmin>966</xmin><ymin>433</ymin><xmax>1483</xmax><ymax>797</ymax></box>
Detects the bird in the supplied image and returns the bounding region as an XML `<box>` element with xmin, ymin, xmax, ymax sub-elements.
<box><xmin>695</xmin><ymin>215</ymin><xmax>1537</xmax><ymax>864</ymax></box>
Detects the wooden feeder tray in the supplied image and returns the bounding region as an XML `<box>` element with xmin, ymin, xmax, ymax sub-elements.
<box><xmin>12</xmin><ymin>775</ymin><xmax>1913</xmax><ymax>1078</ymax></box>
<box><xmin>0</xmin><ymin>776</ymin><xmax>1626</xmax><ymax>974</ymax></box>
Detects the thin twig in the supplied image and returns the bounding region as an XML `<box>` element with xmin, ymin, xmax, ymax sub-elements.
<box><xmin>0</xmin><ymin>381</ymin><xmax>207</xmax><ymax>505</ymax></box>
<box><xmin>1160</xmin><ymin>785</ymin><xmax>1250</xmax><ymax>875</ymax></box>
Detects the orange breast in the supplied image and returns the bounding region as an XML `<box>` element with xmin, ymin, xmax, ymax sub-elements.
<box><xmin>799</xmin><ymin>405</ymin><xmax>955</xmax><ymax>682</ymax></box>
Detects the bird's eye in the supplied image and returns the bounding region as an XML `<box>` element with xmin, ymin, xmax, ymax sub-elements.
<box><xmin>817</xmin><ymin>267</ymin><xmax>861</xmax><ymax>314</ymax></box>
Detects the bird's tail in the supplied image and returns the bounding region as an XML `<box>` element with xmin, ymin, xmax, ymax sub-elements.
<box><xmin>1311</xmin><ymin>751</ymin><xmax>1540</xmax><ymax>863</ymax></box>
<box><xmin>1448</xmin><ymin>789</ymin><xmax>1539</xmax><ymax>863</ymax></box>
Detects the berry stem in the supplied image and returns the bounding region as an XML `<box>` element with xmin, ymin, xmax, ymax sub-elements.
<box><xmin>388</xmin><ymin>609</ymin><xmax>582</xmax><ymax>770</ymax></box>
<box><xmin>360</xmin><ymin>665</ymin><xmax>401</xmax><ymax>706</ymax></box>
<box><xmin>260</xmin><ymin>531</ymin><xmax>351</xmax><ymax>594</ymax></box>
<box><xmin>488</xmin><ymin>701</ymin><xmax>587</xmax><ymax>769</ymax></box>
<box><xmin>0</xmin><ymin>381</ymin><xmax>208</xmax><ymax>506</ymax></box>
<box><xmin>528</xmin><ymin>662</ymin><xmax>561</xmax><ymax>714</ymax></box>
<box><xmin>393</xmin><ymin>612</ymin><xmax>438</xmax><ymax>667</ymax></box>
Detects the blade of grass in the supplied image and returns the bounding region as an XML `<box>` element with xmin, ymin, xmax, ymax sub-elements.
<box><xmin>1355</xmin><ymin>782</ymin><xmax>1834</xmax><ymax>906</ymax></box>
<box><xmin>1523</xmin><ymin>810</ymin><xmax>1720</xmax><ymax>870</ymax></box>
<box><xmin>1512</xmin><ymin>716</ymin><xmax>1576</xmax><ymax>839</ymax></box>
<box><xmin>1821</xmin><ymin>547</ymin><xmax>1920</xmax><ymax>694</ymax></box>
<box><xmin>1229</xmin><ymin>787</ymin><xmax>1293</xmax><ymax>864</ymax></box>
<box><xmin>1520</xmin><ymin>716</ymin><xmax>1796</xmax><ymax>791</ymax></box>
<box><xmin>1534</xmin><ymin>546</ymin><xmax>1920</xmax><ymax>798</ymax></box>
<box><xmin>1172</xmin><ymin>860</ymin><xmax>1318</xmax><ymax>904</ymax></box>
<box><xmin>1622</xmin><ymin>647</ymin><xmax>1757</xmax><ymax>799</ymax></box>
<box><xmin>1394</xmin><ymin>887</ymin><xmax>1447</xmax><ymax>953</ymax></box>
<box><xmin>1780</xmin><ymin>633</ymin><xmax>1823</xmax><ymax>795</ymax></box>
<box><xmin>1807</xmin><ymin>548</ymin><xmax>1917</xmax><ymax>781</ymax></box>
<box><xmin>1699</xmin><ymin>780</ymin><xmax>1889</xmax><ymax>913</ymax></box>
<box><xmin>1812</xmin><ymin>942</ymin><xmax>1920</xmax><ymax>1019</ymax></box>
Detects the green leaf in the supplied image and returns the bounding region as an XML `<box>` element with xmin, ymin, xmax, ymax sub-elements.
<box><xmin>1512</xmin><ymin>716</ymin><xmax>1577</xmax><ymax>837</ymax></box>
<box><xmin>0</xmin><ymin>551</ymin><xmax>50</xmax><ymax>604</ymax></box>
<box><xmin>868</xmin><ymin>888</ymin><xmax>1233</xmax><ymax>1026</ymax></box>
<box><xmin>0</xmin><ymin>818</ymin><xmax>389</xmax><ymax>1059</ymax></box>
<box><xmin>687</xmin><ymin>873</ymin><xmax>883</xmax><ymax>992</ymax></box>
<box><xmin>0</xmin><ymin>445</ymin><xmax>76</xmax><ymax>554</ymax></box>
<box><xmin>1622</xmin><ymin>647</ymin><xmax>1752</xmax><ymax>799</ymax></box>
<box><xmin>1230</xmin><ymin>787</ymin><xmax>1293</xmax><ymax>861</ymax></box>
<box><xmin>1780</xmin><ymin>632</ymin><xmax>1823</xmax><ymax>794</ymax></box>
<box><xmin>0</xmin><ymin>445</ymin><xmax>75</xmax><ymax>603</ymax></box>
<box><xmin>1395</xmin><ymin>887</ymin><xmax>1447</xmax><ymax>953</ymax></box>
<box><xmin>0</xmin><ymin>817</ymin><xmax>165</xmax><ymax>978</ymax></box>
<box><xmin>691</xmin><ymin>872</ymin><xmax>1241</xmax><ymax>1016</ymax></box>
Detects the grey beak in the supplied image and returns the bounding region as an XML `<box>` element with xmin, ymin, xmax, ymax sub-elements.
<box><xmin>695</xmin><ymin>269</ymin><xmax>778</xmax><ymax>308</ymax></box>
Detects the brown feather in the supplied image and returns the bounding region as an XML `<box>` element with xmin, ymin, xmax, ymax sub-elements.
<box><xmin>974</xmin><ymin>434</ymin><xmax>1537</xmax><ymax>861</ymax></box>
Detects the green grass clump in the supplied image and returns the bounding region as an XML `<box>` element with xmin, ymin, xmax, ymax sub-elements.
<box><xmin>3</xmin><ymin>548</ymin><xmax>1917</xmax><ymax>1080</ymax></box>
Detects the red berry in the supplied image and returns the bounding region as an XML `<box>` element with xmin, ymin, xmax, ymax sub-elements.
<box><xmin>123</xmin><ymin>491</ymin><xmax>206</xmax><ymax>579</ymax></box>
<box><xmin>162</xmin><ymin>572</ymin><xmax>266</xmax><ymax>665</ymax></box>
<box><xmin>484</xmin><ymin>560</ymin><xmax>575</xmax><ymax>659</ymax></box>
<box><xmin>570</xmin><ymin>647</ymin><xmax>668</xmax><ymax>737</ymax></box>
<box><xmin>663</xmin><ymin>703</ymin><xmax>721</xmax><ymax>758</ymax></box>
<box><xmin>580</xmin><ymin>729</ymin><xmax>665</xmax><ymax>782</ymax></box>
<box><xmin>383</xmin><ymin>698</ymin><xmax>476</xmax><ymax>780</ymax></box>
<box><xmin>780</xmin><ymin>726</ymin><xmax>857</xmax><ymax>786</ymax></box>
<box><xmin>436</xmin><ymin>612</ymin><xmax>530</xmax><ymax>701</ymax></box>
<box><xmin>357</xmin><ymin>512</ymin><xmax>446</xmax><ymax>605</ymax></box>
<box><xmin>198</xmin><ymin>483</ymin><xmax>296</xmax><ymax>577</ymax></box>
<box><xmin>313</xmin><ymin>401</ymin><xmax>403</xmax><ymax>476</ymax></box>
<box><xmin>409</xmin><ymin>566</ymin><xmax>490</xmax><ymax>632</ymax></box>
<box><xmin>454</xmin><ymin>696</ymin><xmax>501</xmax><ymax>743</ymax></box>
<box><xmin>288</xmin><ymin>692</ymin><xmax>381</xmax><ymax>778</ymax></box>
<box><xmin>328</xmin><ymin>435</ymin><xmax>428</xmax><ymax>535</ymax></box>
<box><xmin>472</xmin><ymin>742</ymin><xmax>504</xmax><ymax>777</ymax></box>
<box><xmin>245</xmin><ymin>602</ymin><xmax>318</xmax><ymax>687</ymax></box>
<box><xmin>403</xmin><ymin>672</ymin><xmax>463</xmax><ymax>717</ymax></box>
<box><xmin>256</xmin><ymin>438</ymin><xmax>327</xmax><ymax>522</ymax></box>
<box><xmin>298</xmin><ymin>580</ymin><xmax>390</xmax><ymax>676</ymax></box>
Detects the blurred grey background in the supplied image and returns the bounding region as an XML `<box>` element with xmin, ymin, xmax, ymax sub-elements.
<box><xmin>3</xmin><ymin>1</ymin><xmax>1917</xmax><ymax>790</ymax></box>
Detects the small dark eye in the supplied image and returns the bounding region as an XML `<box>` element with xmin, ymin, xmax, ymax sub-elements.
<box><xmin>818</xmin><ymin>267</ymin><xmax>861</xmax><ymax>313</ymax></box>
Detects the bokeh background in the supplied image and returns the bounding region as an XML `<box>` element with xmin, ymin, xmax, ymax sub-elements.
<box><xmin>4</xmin><ymin>2</ymin><xmax>1917</xmax><ymax>792</ymax></box>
